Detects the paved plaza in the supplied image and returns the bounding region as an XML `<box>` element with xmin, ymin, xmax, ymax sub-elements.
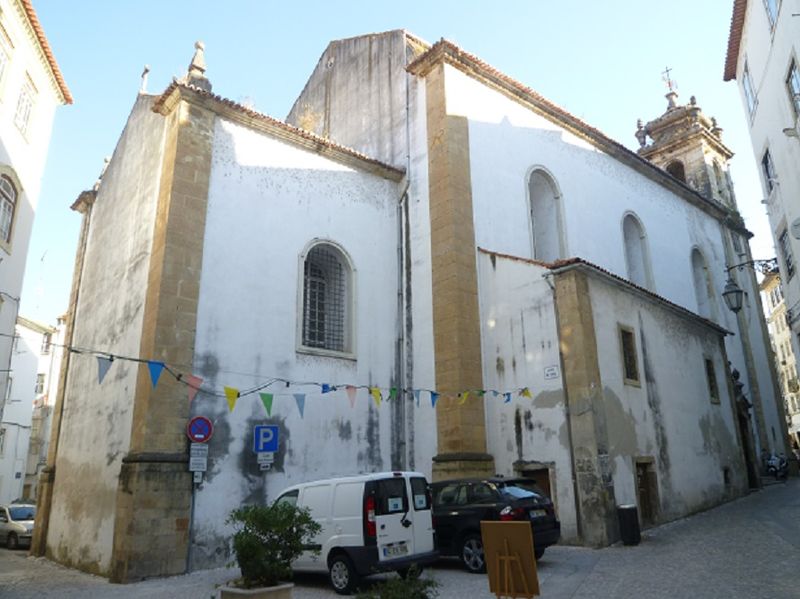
<box><xmin>1</xmin><ymin>478</ymin><xmax>798</xmax><ymax>598</ymax></box>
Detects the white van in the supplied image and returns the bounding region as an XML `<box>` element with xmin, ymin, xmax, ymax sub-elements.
<box><xmin>274</xmin><ymin>471</ymin><xmax>438</xmax><ymax>594</ymax></box>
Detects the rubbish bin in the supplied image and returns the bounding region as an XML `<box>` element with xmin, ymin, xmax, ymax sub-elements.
<box><xmin>617</xmin><ymin>504</ymin><xmax>640</xmax><ymax>546</ymax></box>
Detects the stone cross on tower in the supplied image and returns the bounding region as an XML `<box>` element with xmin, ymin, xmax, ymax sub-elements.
<box><xmin>662</xmin><ymin>66</ymin><xmax>679</xmax><ymax>109</ymax></box>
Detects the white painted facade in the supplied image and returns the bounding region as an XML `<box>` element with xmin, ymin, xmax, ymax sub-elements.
<box><xmin>726</xmin><ymin>1</ymin><xmax>800</xmax><ymax>398</ymax></box>
<box><xmin>0</xmin><ymin>1</ymin><xmax>69</xmax><ymax>431</ymax></box>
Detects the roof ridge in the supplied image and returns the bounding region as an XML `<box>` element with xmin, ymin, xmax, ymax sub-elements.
<box><xmin>20</xmin><ymin>0</ymin><xmax>72</xmax><ymax>104</ymax></box>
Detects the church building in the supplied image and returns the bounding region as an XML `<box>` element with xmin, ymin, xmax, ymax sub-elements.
<box><xmin>33</xmin><ymin>31</ymin><xmax>788</xmax><ymax>582</ymax></box>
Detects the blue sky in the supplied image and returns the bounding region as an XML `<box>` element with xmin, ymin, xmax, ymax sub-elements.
<box><xmin>21</xmin><ymin>0</ymin><xmax>769</xmax><ymax>325</ymax></box>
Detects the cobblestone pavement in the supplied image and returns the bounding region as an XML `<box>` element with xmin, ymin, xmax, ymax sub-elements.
<box><xmin>1</xmin><ymin>478</ymin><xmax>797</xmax><ymax>598</ymax></box>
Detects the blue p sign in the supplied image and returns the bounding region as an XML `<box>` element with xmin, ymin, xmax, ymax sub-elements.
<box><xmin>253</xmin><ymin>425</ymin><xmax>279</xmax><ymax>453</ymax></box>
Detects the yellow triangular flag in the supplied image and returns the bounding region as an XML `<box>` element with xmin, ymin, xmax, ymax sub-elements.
<box><xmin>520</xmin><ymin>387</ymin><xmax>532</xmax><ymax>399</ymax></box>
<box><xmin>458</xmin><ymin>391</ymin><xmax>469</xmax><ymax>405</ymax></box>
<box><xmin>224</xmin><ymin>386</ymin><xmax>239</xmax><ymax>412</ymax></box>
<box><xmin>370</xmin><ymin>387</ymin><xmax>382</xmax><ymax>407</ymax></box>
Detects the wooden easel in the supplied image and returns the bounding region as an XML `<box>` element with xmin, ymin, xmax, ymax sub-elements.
<box><xmin>494</xmin><ymin>538</ymin><xmax>531</xmax><ymax>599</ymax></box>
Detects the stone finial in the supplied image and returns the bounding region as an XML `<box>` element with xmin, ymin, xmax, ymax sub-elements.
<box><xmin>666</xmin><ymin>90</ymin><xmax>678</xmax><ymax>110</ymax></box>
<box><xmin>635</xmin><ymin>119</ymin><xmax>647</xmax><ymax>148</ymax></box>
<box><xmin>93</xmin><ymin>157</ymin><xmax>111</xmax><ymax>192</ymax></box>
<box><xmin>140</xmin><ymin>65</ymin><xmax>150</xmax><ymax>93</ymax></box>
<box><xmin>711</xmin><ymin>116</ymin><xmax>723</xmax><ymax>138</ymax></box>
<box><xmin>689</xmin><ymin>95</ymin><xmax>697</xmax><ymax>106</ymax></box>
<box><xmin>184</xmin><ymin>41</ymin><xmax>212</xmax><ymax>92</ymax></box>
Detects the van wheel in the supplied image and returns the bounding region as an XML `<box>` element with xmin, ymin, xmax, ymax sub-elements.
<box><xmin>6</xmin><ymin>533</ymin><xmax>18</xmax><ymax>550</ymax></box>
<box><xmin>461</xmin><ymin>533</ymin><xmax>486</xmax><ymax>573</ymax></box>
<box><xmin>398</xmin><ymin>565</ymin><xmax>423</xmax><ymax>579</ymax></box>
<box><xmin>329</xmin><ymin>553</ymin><xmax>359</xmax><ymax>595</ymax></box>
<box><xmin>534</xmin><ymin>546</ymin><xmax>545</xmax><ymax>560</ymax></box>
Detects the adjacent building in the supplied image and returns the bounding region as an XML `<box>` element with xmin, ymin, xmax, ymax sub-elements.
<box><xmin>724</xmin><ymin>1</ymin><xmax>800</xmax><ymax>371</ymax></box>
<box><xmin>760</xmin><ymin>271</ymin><xmax>800</xmax><ymax>449</ymax></box>
<box><xmin>34</xmin><ymin>32</ymin><xmax>787</xmax><ymax>582</ymax></box>
<box><xmin>0</xmin><ymin>315</ymin><xmax>62</xmax><ymax>503</ymax></box>
<box><xmin>0</xmin><ymin>0</ymin><xmax>72</xmax><ymax>436</ymax></box>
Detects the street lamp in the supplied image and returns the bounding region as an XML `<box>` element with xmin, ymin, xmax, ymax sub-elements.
<box><xmin>721</xmin><ymin>258</ymin><xmax>778</xmax><ymax>314</ymax></box>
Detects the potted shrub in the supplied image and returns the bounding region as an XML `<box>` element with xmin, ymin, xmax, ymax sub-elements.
<box><xmin>220</xmin><ymin>502</ymin><xmax>321</xmax><ymax>598</ymax></box>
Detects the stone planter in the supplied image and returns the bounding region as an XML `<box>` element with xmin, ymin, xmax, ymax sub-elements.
<box><xmin>219</xmin><ymin>582</ymin><xmax>293</xmax><ymax>599</ymax></box>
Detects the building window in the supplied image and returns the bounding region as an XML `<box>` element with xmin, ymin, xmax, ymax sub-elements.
<box><xmin>666</xmin><ymin>160</ymin><xmax>686</xmax><ymax>182</ymax></box>
<box><xmin>705</xmin><ymin>358</ymin><xmax>720</xmax><ymax>404</ymax></box>
<box><xmin>528</xmin><ymin>169</ymin><xmax>563</xmax><ymax>262</ymax></box>
<box><xmin>622</xmin><ymin>213</ymin><xmax>653</xmax><ymax>290</ymax></box>
<box><xmin>761</xmin><ymin>149</ymin><xmax>777</xmax><ymax>194</ymax></box>
<box><xmin>764</xmin><ymin>0</ymin><xmax>779</xmax><ymax>28</ymax></box>
<box><xmin>34</xmin><ymin>373</ymin><xmax>44</xmax><ymax>395</ymax></box>
<box><xmin>14</xmin><ymin>77</ymin><xmax>36</xmax><ymax>136</ymax></box>
<box><xmin>691</xmin><ymin>248</ymin><xmax>716</xmax><ymax>320</ymax></box>
<box><xmin>301</xmin><ymin>243</ymin><xmax>352</xmax><ymax>353</ymax></box>
<box><xmin>41</xmin><ymin>333</ymin><xmax>51</xmax><ymax>355</ymax></box>
<box><xmin>0</xmin><ymin>428</ymin><xmax>5</xmax><ymax>456</ymax></box>
<box><xmin>743</xmin><ymin>62</ymin><xmax>757</xmax><ymax>118</ymax></box>
<box><xmin>787</xmin><ymin>59</ymin><xmax>800</xmax><ymax>118</ymax></box>
<box><xmin>779</xmin><ymin>229</ymin><xmax>795</xmax><ymax>279</ymax></box>
<box><xmin>619</xmin><ymin>325</ymin><xmax>640</xmax><ymax>386</ymax></box>
<box><xmin>0</xmin><ymin>176</ymin><xmax>16</xmax><ymax>244</ymax></box>
<box><xmin>0</xmin><ymin>30</ymin><xmax>10</xmax><ymax>89</ymax></box>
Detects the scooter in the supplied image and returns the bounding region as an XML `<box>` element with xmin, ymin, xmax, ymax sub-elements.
<box><xmin>766</xmin><ymin>453</ymin><xmax>789</xmax><ymax>480</ymax></box>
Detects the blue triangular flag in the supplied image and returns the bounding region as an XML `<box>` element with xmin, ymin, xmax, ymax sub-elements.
<box><xmin>97</xmin><ymin>356</ymin><xmax>113</xmax><ymax>384</ymax></box>
<box><xmin>321</xmin><ymin>384</ymin><xmax>332</xmax><ymax>394</ymax></box>
<box><xmin>430</xmin><ymin>392</ymin><xmax>439</xmax><ymax>408</ymax></box>
<box><xmin>503</xmin><ymin>392</ymin><xmax>512</xmax><ymax>403</ymax></box>
<box><xmin>413</xmin><ymin>389</ymin><xmax>421</xmax><ymax>407</ymax></box>
<box><xmin>147</xmin><ymin>361</ymin><xmax>165</xmax><ymax>388</ymax></box>
<box><xmin>294</xmin><ymin>393</ymin><xmax>306</xmax><ymax>418</ymax></box>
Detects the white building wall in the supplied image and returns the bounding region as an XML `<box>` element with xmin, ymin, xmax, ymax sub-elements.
<box><xmin>476</xmin><ymin>253</ymin><xmax>577</xmax><ymax>539</ymax></box>
<box><xmin>45</xmin><ymin>95</ymin><xmax>166</xmax><ymax>574</ymax></box>
<box><xmin>189</xmin><ymin>117</ymin><xmax>422</xmax><ymax>568</ymax></box>
<box><xmin>0</xmin><ymin>1</ymin><xmax>65</xmax><ymax>434</ymax></box>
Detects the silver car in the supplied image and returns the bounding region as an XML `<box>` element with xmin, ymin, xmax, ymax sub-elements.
<box><xmin>0</xmin><ymin>504</ymin><xmax>35</xmax><ymax>549</ymax></box>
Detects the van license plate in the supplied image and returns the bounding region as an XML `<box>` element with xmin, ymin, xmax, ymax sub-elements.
<box><xmin>530</xmin><ymin>509</ymin><xmax>547</xmax><ymax>518</ymax></box>
<box><xmin>383</xmin><ymin>543</ymin><xmax>408</xmax><ymax>558</ymax></box>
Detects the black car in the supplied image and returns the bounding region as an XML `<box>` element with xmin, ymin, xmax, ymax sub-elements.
<box><xmin>431</xmin><ymin>477</ymin><xmax>560</xmax><ymax>573</ymax></box>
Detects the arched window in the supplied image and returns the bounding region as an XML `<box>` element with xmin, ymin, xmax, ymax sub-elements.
<box><xmin>301</xmin><ymin>242</ymin><xmax>352</xmax><ymax>353</ymax></box>
<box><xmin>666</xmin><ymin>160</ymin><xmax>686</xmax><ymax>182</ymax></box>
<box><xmin>691</xmin><ymin>248</ymin><xmax>717</xmax><ymax>319</ymax></box>
<box><xmin>0</xmin><ymin>176</ymin><xmax>17</xmax><ymax>244</ymax></box>
<box><xmin>528</xmin><ymin>169</ymin><xmax>563</xmax><ymax>262</ymax></box>
<box><xmin>622</xmin><ymin>213</ymin><xmax>653</xmax><ymax>289</ymax></box>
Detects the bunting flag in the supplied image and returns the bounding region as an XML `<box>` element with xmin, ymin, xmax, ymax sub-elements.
<box><xmin>413</xmin><ymin>389</ymin><xmax>421</xmax><ymax>407</ymax></box>
<box><xmin>260</xmin><ymin>393</ymin><xmax>274</xmax><ymax>416</ymax></box>
<box><xmin>389</xmin><ymin>387</ymin><xmax>398</xmax><ymax>401</ymax></box>
<box><xmin>504</xmin><ymin>392</ymin><xmax>512</xmax><ymax>403</ymax></box>
<box><xmin>520</xmin><ymin>387</ymin><xmax>532</xmax><ymax>399</ymax></box>
<box><xmin>370</xmin><ymin>387</ymin><xmax>382</xmax><ymax>407</ymax></box>
<box><xmin>186</xmin><ymin>374</ymin><xmax>203</xmax><ymax>404</ymax></box>
<box><xmin>224</xmin><ymin>386</ymin><xmax>239</xmax><ymax>412</ymax></box>
<box><xmin>476</xmin><ymin>390</ymin><xmax>486</xmax><ymax>398</ymax></box>
<box><xmin>97</xmin><ymin>356</ymin><xmax>113</xmax><ymax>384</ymax></box>
<box><xmin>294</xmin><ymin>393</ymin><xmax>306</xmax><ymax>417</ymax></box>
<box><xmin>430</xmin><ymin>391</ymin><xmax>439</xmax><ymax>408</ymax></box>
<box><xmin>492</xmin><ymin>390</ymin><xmax>500</xmax><ymax>397</ymax></box>
<box><xmin>458</xmin><ymin>391</ymin><xmax>469</xmax><ymax>405</ymax></box>
<box><xmin>321</xmin><ymin>384</ymin><xmax>333</xmax><ymax>394</ymax></box>
<box><xmin>345</xmin><ymin>385</ymin><xmax>357</xmax><ymax>408</ymax></box>
<box><xmin>147</xmin><ymin>361</ymin><xmax>165</xmax><ymax>388</ymax></box>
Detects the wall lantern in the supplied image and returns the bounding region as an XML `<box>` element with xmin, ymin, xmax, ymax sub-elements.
<box><xmin>721</xmin><ymin>258</ymin><xmax>778</xmax><ymax>314</ymax></box>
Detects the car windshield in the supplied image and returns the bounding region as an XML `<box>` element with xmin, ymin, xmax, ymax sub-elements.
<box><xmin>497</xmin><ymin>485</ymin><xmax>536</xmax><ymax>500</ymax></box>
<box><xmin>9</xmin><ymin>506</ymin><xmax>35</xmax><ymax>520</ymax></box>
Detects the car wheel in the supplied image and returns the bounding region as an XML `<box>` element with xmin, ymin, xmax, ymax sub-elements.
<box><xmin>329</xmin><ymin>553</ymin><xmax>359</xmax><ymax>595</ymax></box>
<box><xmin>6</xmin><ymin>533</ymin><xmax>18</xmax><ymax>550</ymax></box>
<box><xmin>461</xmin><ymin>533</ymin><xmax>486</xmax><ymax>573</ymax></box>
<box><xmin>397</xmin><ymin>565</ymin><xmax>423</xmax><ymax>579</ymax></box>
<box><xmin>534</xmin><ymin>546</ymin><xmax>545</xmax><ymax>560</ymax></box>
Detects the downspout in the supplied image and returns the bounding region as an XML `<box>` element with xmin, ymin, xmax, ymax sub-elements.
<box><xmin>543</xmin><ymin>271</ymin><xmax>583</xmax><ymax>542</ymax></box>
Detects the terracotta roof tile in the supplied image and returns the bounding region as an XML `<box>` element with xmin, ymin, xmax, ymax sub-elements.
<box><xmin>21</xmin><ymin>0</ymin><xmax>72</xmax><ymax>104</ymax></box>
<box><xmin>724</xmin><ymin>0</ymin><xmax>748</xmax><ymax>81</ymax></box>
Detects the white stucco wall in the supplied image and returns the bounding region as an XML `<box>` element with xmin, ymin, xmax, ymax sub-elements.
<box><xmin>476</xmin><ymin>252</ymin><xmax>576</xmax><ymax>539</ymax></box>
<box><xmin>189</xmin><ymin>117</ymin><xmax>427</xmax><ymax>568</ymax></box>
<box><xmin>46</xmin><ymin>95</ymin><xmax>166</xmax><ymax>574</ymax></box>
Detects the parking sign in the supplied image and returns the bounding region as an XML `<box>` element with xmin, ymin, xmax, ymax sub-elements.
<box><xmin>253</xmin><ymin>425</ymin><xmax>279</xmax><ymax>453</ymax></box>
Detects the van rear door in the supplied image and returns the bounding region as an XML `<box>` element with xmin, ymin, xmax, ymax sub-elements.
<box><xmin>372</xmin><ymin>477</ymin><xmax>414</xmax><ymax>562</ymax></box>
<box><xmin>409</xmin><ymin>476</ymin><xmax>435</xmax><ymax>553</ymax></box>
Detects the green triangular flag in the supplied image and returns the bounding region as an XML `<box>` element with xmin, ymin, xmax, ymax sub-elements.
<box><xmin>260</xmin><ymin>393</ymin><xmax>274</xmax><ymax>416</ymax></box>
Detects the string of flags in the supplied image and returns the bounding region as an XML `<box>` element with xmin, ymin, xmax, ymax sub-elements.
<box><xmin>20</xmin><ymin>333</ymin><xmax>540</xmax><ymax>419</ymax></box>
